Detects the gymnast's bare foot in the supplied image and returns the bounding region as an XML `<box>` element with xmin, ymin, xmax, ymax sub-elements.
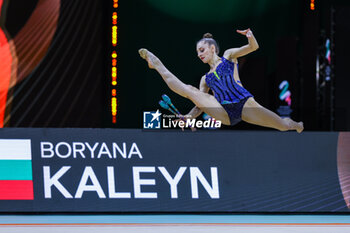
<box><xmin>284</xmin><ymin>118</ymin><xmax>304</xmax><ymax>133</ymax></box>
<box><xmin>296</xmin><ymin>121</ymin><xmax>304</xmax><ymax>133</ymax></box>
<box><xmin>139</xmin><ymin>48</ymin><xmax>160</xmax><ymax>69</ymax></box>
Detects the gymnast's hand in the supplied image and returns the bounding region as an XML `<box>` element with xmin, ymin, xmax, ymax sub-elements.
<box><xmin>236</xmin><ymin>28</ymin><xmax>253</xmax><ymax>38</ymax></box>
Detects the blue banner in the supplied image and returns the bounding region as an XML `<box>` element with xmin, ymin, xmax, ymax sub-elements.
<box><xmin>0</xmin><ymin>128</ymin><xmax>348</xmax><ymax>212</ymax></box>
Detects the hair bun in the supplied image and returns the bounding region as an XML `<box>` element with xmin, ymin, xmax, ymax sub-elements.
<box><xmin>203</xmin><ymin>33</ymin><xmax>213</xmax><ymax>39</ymax></box>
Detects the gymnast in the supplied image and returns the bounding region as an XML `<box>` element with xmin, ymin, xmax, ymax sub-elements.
<box><xmin>139</xmin><ymin>28</ymin><xmax>303</xmax><ymax>132</ymax></box>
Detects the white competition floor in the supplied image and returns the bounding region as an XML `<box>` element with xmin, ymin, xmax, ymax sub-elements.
<box><xmin>1</xmin><ymin>215</ymin><xmax>350</xmax><ymax>233</ymax></box>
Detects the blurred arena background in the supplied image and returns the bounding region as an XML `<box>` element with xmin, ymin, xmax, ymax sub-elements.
<box><xmin>0</xmin><ymin>0</ymin><xmax>349</xmax><ymax>130</ymax></box>
<box><xmin>1</xmin><ymin>0</ymin><xmax>350</xmax><ymax>231</ymax></box>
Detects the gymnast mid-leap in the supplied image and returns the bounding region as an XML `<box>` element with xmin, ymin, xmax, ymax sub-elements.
<box><xmin>139</xmin><ymin>28</ymin><xmax>303</xmax><ymax>132</ymax></box>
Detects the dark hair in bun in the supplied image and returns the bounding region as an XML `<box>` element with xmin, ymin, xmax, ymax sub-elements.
<box><xmin>203</xmin><ymin>33</ymin><xmax>213</xmax><ymax>39</ymax></box>
<box><xmin>197</xmin><ymin>32</ymin><xmax>219</xmax><ymax>54</ymax></box>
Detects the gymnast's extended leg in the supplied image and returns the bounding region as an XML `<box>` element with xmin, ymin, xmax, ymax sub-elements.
<box><xmin>242</xmin><ymin>97</ymin><xmax>304</xmax><ymax>133</ymax></box>
<box><xmin>139</xmin><ymin>48</ymin><xmax>192</xmax><ymax>98</ymax></box>
<box><xmin>139</xmin><ymin>48</ymin><xmax>231</xmax><ymax>125</ymax></box>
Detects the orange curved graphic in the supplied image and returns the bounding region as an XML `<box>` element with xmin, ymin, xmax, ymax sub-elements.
<box><xmin>337</xmin><ymin>132</ymin><xmax>350</xmax><ymax>209</ymax></box>
<box><xmin>0</xmin><ymin>0</ymin><xmax>14</xmax><ymax>127</ymax></box>
<box><xmin>0</xmin><ymin>0</ymin><xmax>60</xmax><ymax>127</ymax></box>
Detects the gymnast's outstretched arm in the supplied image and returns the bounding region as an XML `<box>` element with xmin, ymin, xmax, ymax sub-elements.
<box><xmin>224</xmin><ymin>28</ymin><xmax>259</xmax><ymax>60</ymax></box>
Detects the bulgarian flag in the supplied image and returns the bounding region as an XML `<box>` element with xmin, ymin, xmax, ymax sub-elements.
<box><xmin>0</xmin><ymin>139</ymin><xmax>34</xmax><ymax>200</ymax></box>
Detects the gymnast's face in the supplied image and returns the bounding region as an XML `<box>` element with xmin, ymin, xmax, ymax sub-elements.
<box><xmin>196</xmin><ymin>41</ymin><xmax>215</xmax><ymax>64</ymax></box>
